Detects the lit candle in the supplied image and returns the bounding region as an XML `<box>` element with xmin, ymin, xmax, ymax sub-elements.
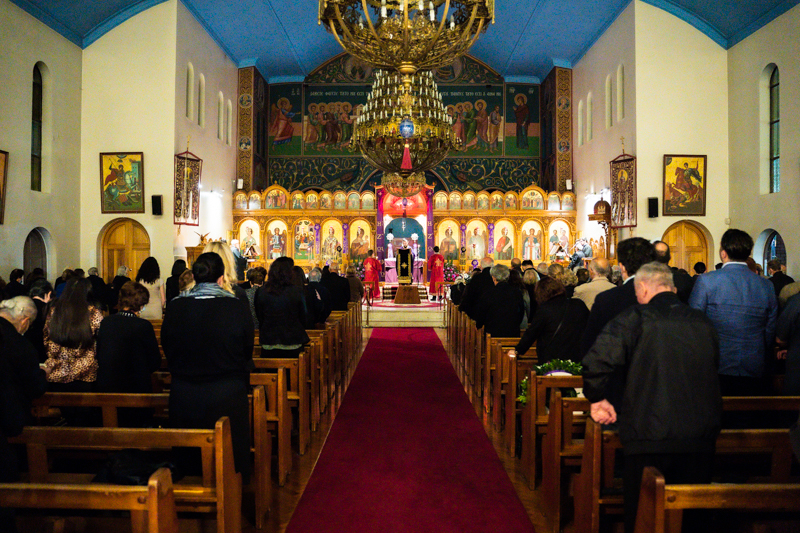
<box><xmin>449</xmin><ymin>14</ymin><xmax>455</xmax><ymax>29</ymax></box>
<box><xmin>381</xmin><ymin>0</ymin><xmax>387</xmax><ymax>18</ymax></box>
<box><xmin>418</xmin><ymin>0</ymin><xmax>423</xmax><ymax>11</ymax></box>
<box><xmin>429</xmin><ymin>1</ymin><xmax>434</xmax><ymax>21</ymax></box>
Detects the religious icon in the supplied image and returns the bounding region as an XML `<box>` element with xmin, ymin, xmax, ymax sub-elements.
<box><xmin>520</xmin><ymin>221</ymin><xmax>544</xmax><ymax>262</ymax></box>
<box><xmin>291</xmin><ymin>193</ymin><xmax>305</xmax><ymax>209</ymax></box>
<box><xmin>349</xmin><ymin>221</ymin><xmax>371</xmax><ymax>260</ymax></box>
<box><xmin>548</xmin><ymin>193</ymin><xmax>560</xmax><ymax>210</ymax></box>
<box><xmin>562</xmin><ymin>194</ymin><xmax>575</xmax><ymax>211</ymax></box>
<box><xmin>234</xmin><ymin>192</ymin><xmax>247</xmax><ymax>210</ymax></box>
<box><xmin>547</xmin><ymin>221</ymin><xmax>570</xmax><ymax>260</ymax></box>
<box><xmin>294</xmin><ymin>220</ymin><xmax>316</xmax><ymax>261</ymax></box>
<box><xmin>361</xmin><ymin>193</ymin><xmax>375</xmax><ymax>210</ymax></box>
<box><xmin>347</xmin><ymin>192</ymin><xmax>360</xmax><ymax>210</ymax></box>
<box><xmin>320</xmin><ymin>193</ymin><xmax>332</xmax><ymax>209</ymax></box>
<box><xmin>521</xmin><ymin>189</ymin><xmax>544</xmax><ymax>210</ymax></box>
<box><xmin>434</xmin><ymin>193</ymin><xmax>448</xmax><ymax>210</ymax></box>
<box><xmin>505</xmin><ymin>194</ymin><xmax>517</xmax><ymax>209</ymax></box>
<box><xmin>334</xmin><ymin>192</ymin><xmax>346</xmax><ymax>210</ymax></box>
<box><xmin>463</xmin><ymin>193</ymin><xmax>476</xmax><ymax>210</ymax></box>
<box><xmin>266</xmin><ymin>220</ymin><xmax>288</xmax><ymax>259</ymax></box>
<box><xmin>239</xmin><ymin>222</ymin><xmax>261</xmax><ymax>259</ymax></box>
<box><xmin>449</xmin><ymin>193</ymin><xmax>462</xmax><ymax>209</ymax></box>
<box><xmin>465</xmin><ymin>220</ymin><xmax>488</xmax><ymax>260</ymax></box>
<box><xmin>265</xmin><ymin>189</ymin><xmax>286</xmax><ymax>208</ymax></box>
<box><xmin>321</xmin><ymin>222</ymin><xmax>342</xmax><ymax>264</ymax></box>
<box><xmin>494</xmin><ymin>221</ymin><xmax>515</xmax><ymax>260</ymax></box>
<box><xmin>437</xmin><ymin>221</ymin><xmax>460</xmax><ymax>260</ymax></box>
<box><xmin>306</xmin><ymin>193</ymin><xmax>318</xmax><ymax>209</ymax></box>
<box><xmin>248</xmin><ymin>193</ymin><xmax>261</xmax><ymax>210</ymax></box>
<box><xmin>491</xmin><ymin>194</ymin><xmax>503</xmax><ymax>209</ymax></box>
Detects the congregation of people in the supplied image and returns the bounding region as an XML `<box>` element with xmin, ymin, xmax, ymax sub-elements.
<box><xmin>452</xmin><ymin>228</ymin><xmax>800</xmax><ymax>533</ymax></box>
<box><xmin>0</xmin><ymin>238</ymin><xmax>369</xmax><ymax>531</ymax></box>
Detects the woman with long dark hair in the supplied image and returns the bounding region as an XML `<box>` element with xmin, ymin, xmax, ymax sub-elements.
<box><xmin>256</xmin><ymin>257</ymin><xmax>311</xmax><ymax>358</ymax></box>
<box><xmin>509</xmin><ymin>277</ymin><xmax>589</xmax><ymax>365</ymax></box>
<box><xmin>164</xmin><ymin>259</ymin><xmax>186</xmax><ymax>304</ymax></box>
<box><xmin>135</xmin><ymin>257</ymin><xmax>165</xmax><ymax>320</ymax></box>
<box><xmin>44</xmin><ymin>278</ymin><xmax>104</xmax><ymax>423</ymax></box>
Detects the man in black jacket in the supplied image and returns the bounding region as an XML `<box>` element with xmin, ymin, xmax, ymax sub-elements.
<box><xmin>768</xmin><ymin>259</ymin><xmax>794</xmax><ymax>297</ymax></box>
<box><xmin>308</xmin><ymin>268</ymin><xmax>332</xmax><ymax>324</ymax></box>
<box><xmin>458</xmin><ymin>257</ymin><xmax>494</xmax><ymax>320</ymax></box>
<box><xmin>582</xmin><ymin>262</ymin><xmax>721</xmax><ymax>533</ymax></box>
<box><xmin>321</xmin><ymin>262</ymin><xmax>351</xmax><ymax>311</ymax></box>
<box><xmin>653</xmin><ymin>241</ymin><xmax>694</xmax><ymax>303</ymax></box>
<box><xmin>475</xmin><ymin>264</ymin><xmax>524</xmax><ymax>338</ymax></box>
<box><xmin>580</xmin><ymin>237</ymin><xmax>654</xmax><ymax>358</ymax></box>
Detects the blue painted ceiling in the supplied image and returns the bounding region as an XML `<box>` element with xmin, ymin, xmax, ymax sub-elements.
<box><xmin>10</xmin><ymin>0</ymin><xmax>800</xmax><ymax>81</ymax></box>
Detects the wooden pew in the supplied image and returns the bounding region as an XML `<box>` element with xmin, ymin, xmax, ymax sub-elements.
<box><xmin>519</xmin><ymin>372</ymin><xmax>583</xmax><ymax>489</ymax></box>
<box><xmin>489</xmin><ymin>336</ymin><xmax>527</xmax><ymax>431</ymax></box>
<box><xmin>572</xmin><ymin>396</ymin><xmax>800</xmax><ymax>533</ymax></box>
<box><xmin>10</xmin><ymin>417</ymin><xmax>242</xmax><ymax>533</ymax></box>
<box><xmin>634</xmin><ymin>466</ymin><xmax>800</xmax><ymax>533</ymax></box>
<box><xmin>0</xmin><ymin>467</ymin><xmax>179</xmax><ymax>533</ymax></box>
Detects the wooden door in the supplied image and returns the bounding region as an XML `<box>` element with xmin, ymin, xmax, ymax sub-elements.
<box><xmin>23</xmin><ymin>229</ymin><xmax>47</xmax><ymax>279</ymax></box>
<box><xmin>662</xmin><ymin>221</ymin><xmax>708</xmax><ymax>275</ymax></box>
<box><xmin>101</xmin><ymin>219</ymin><xmax>151</xmax><ymax>282</ymax></box>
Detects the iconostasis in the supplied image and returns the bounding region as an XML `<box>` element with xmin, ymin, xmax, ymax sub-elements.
<box><xmin>232</xmin><ymin>185</ymin><xmax>579</xmax><ymax>273</ymax></box>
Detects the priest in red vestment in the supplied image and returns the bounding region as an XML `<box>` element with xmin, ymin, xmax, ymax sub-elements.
<box><xmin>362</xmin><ymin>249</ymin><xmax>382</xmax><ymax>300</ymax></box>
<box><xmin>428</xmin><ymin>246</ymin><xmax>445</xmax><ymax>301</ymax></box>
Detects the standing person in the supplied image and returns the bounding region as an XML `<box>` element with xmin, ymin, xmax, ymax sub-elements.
<box><xmin>95</xmin><ymin>282</ymin><xmax>161</xmax><ymax>426</ymax></box>
<box><xmin>582</xmin><ymin>262</ymin><xmax>722</xmax><ymax>533</ymax></box>
<box><xmin>580</xmin><ymin>237</ymin><xmax>655</xmax><ymax>358</ymax></box>
<box><xmin>205</xmin><ymin>241</ymin><xmax>249</xmax><ymax>305</ymax></box>
<box><xmin>135</xmin><ymin>257</ymin><xmax>165</xmax><ymax>320</ymax></box>
<box><xmin>245</xmin><ymin>268</ymin><xmax>266</xmax><ymax>328</ymax></box>
<box><xmin>362</xmin><ymin>250</ymin><xmax>382</xmax><ymax>300</ymax></box>
<box><xmin>43</xmin><ymin>279</ymin><xmax>104</xmax><ymax>424</ymax></box>
<box><xmin>4</xmin><ymin>270</ymin><xmax>25</xmax><ymax>299</ymax></box>
<box><xmin>428</xmin><ymin>246</ymin><xmax>445</xmax><ymax>301</ymax></box>
<box><xmin>230</xmin><ymin>239</ymin><xmax>247</xmax><ymax>282</ymax></box>
<box><xmin>255</xmin><ymin>257</ymin><xmax>311</xmax><ymax>358</ymax></box>
<box><xmin>321</xmin><ymin>262</ymin><xmax>351</xmax><ymax>311</ymax></box>
<box><xmin>308</xmin><ymin>268</ymin><xmax>332</xmax><ymax>324</ymax></box>
<box><xmin>653</xmin><ymin>241</ymin><xmax>694</xmax><ymax>303</ymax></box>
<box><xmin>24</xmin><ymin>279</ymin><xmax>52</xmax><ymax>362</ymax></box>
<box><xmin>345</xmin><ymin>266</ymin><xmax>364</xmax><ymax>303</ymax></box>
<box><xmin>768</xmin><ymin>259</ymin><xmax>794</xmax><ymax>298</ymax></box>
<box><xmin>476</xmin><ymin>264</ymin><xmax>525</xmax><ymax>338</ymax></box>
<box><xmin>689</xmin><ymin>229</ymin><xmax>777</xmax><ymax>396</ymax></box>
<box><xmin>86</xmin><ymin>267</ymin><xmax>109</xmax><ymax>311</ymax></box>
<box><xmin>164</xmin><ymin>259</ymin><xmax>187</xmax><ymax>303</ymax></box>
<box><xmin>459</xmin><ymin>257</ymin><xmax>495</xmax><ymax>320</ymax></box>
<box><xmin>573</xmin><ymin>258</ymin><xmax>616</xmax><ymax>311</ymax></box>
<box><xmin>777</xmin><ymin>292</ymin><xmax>800</xmax><ymax>395</ymax></box>
<box><xmin>0</xmin><ymin>296</ymin><xmax>48</xmax><ymax>533</ymax></box>
<box><xmin>162</xmin><ymin>252</ymin><xmax>254</xmax><ymax>482</ymax></box>
<box><xmin>108</xmin><ymin>265</ymin><xmax>131</xmax><ymax>313</ymax></box>
<box><xmin>509</xmin><ymin>277</ymin><xmax>589</xmax><ymax>365</ymax></box>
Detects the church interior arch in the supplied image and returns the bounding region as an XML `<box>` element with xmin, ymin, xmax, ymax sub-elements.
<box><xmin>661</xmin><ymin>220</ymin><xmax>712</xmax><ymax>275</ymax></box>
<box><xmin>98</xmin><ymin>218</ymin><xmax>151</xmax><ymax>282</ymax></box>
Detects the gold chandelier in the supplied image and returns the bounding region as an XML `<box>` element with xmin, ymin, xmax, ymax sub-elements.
<box><xmin>319</xmin><ymin>0</ymin><xmax>494</xmax><ymax>84</ymax></box>
<box><xmin>351</xmin><ymin>70</ymin><xmax>461</xmax><ymax>197</ymax></box>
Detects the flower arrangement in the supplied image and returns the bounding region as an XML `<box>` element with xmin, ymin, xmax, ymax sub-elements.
<box><xmin>516</xmin><ymin>359</ymin><xmax>583</xmax><ymax>404</ymax></box>
<box><xmin>443</xmin><ymin>260</ymin><xmax>459</xmax><ymax>282</ymax></box>
<box><xmin>353</xmin><ymin>259</ymin><xmax>366</xmax><ymax>280</ymax></box>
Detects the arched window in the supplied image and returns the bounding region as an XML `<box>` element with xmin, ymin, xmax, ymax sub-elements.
<box><xmin>616</xmin><ymin>64</ymin><xmax>625</xmax><ymax>121</ymax></box>
<box><xmin>31</xmin><ymin>64</ymin><xmax>43</xmax><ymax>191</ymax></box>
<box><xmin>763</xmin><ymin>230</ymin><xmax>786</xmax><ymax>272</ymax></box>
<box><xmin>586</xmin><ymin>93</ymin><xmax>594</xmax><ymax>142</ymax></box>
<box><xmin>769</xmin><ymin>67</ymin><xmax>780</xmax><ymax>193</ymax></box>
<box><xmin>226</xmin><ymin>100</ymin><xmax>233</xmax><ymax>146</ymax></box>
<box><xmin>605</xmin><ymin>75</ymin><xmax>612</xmax><ymax>129</ymax></box>
<box><xmin>577</xmin><ymin>100</ymin><xmax>584</xmax><ymax>146</ymax></box>
<box><xmin>186</xmin><ymin>63</ymin><xmax>194</xmax><ymax>121</ymax></box>
<box><xmin>197</xmin><ymin>74</ymin><xmax>205</xmax><ymax>128</ymax></box>
<box><xmin>217</xmin><ymin>92</ymin><xmax>224</xmax><ymax>140</ymax></box>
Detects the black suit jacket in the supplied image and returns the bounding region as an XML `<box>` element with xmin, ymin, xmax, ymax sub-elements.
<box><xmin>580</xmin><ymin>279</ymin><xmax>638</xmax><ymax>358</ymax></box>
<box><xmin>459</xmin><ymin>267</ymin><xmax>494</xmax><ymax>320</ymax></box>
<box><xmin>322</xmin><ymin>273</ymin><xmax>351</xmax><ymax>311</ymax></box>
<box><xmin>96</xmin><ymin>314</ymin><xmax>161</xmax><ymax>393</ymax></box>
<box><xmin>475</xmin><ymin>281</ymin><xmax>525</xmax><ymax>338</ymax></box>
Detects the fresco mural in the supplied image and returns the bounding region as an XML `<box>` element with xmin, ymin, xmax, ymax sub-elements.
<box><xmin>505</xmin><ymin>84</ymin><xmax>540</xmax><ymax>157</ymax></box>
<box><xmin>303</xmin><ymin>86</ymin><xmax>366</xmax><ymax>156</ymax></box>
<box><xmin>265</xmin><ymin>188</ymin><xmax>286</xmax><ymax>208</ymax></box>
<box><xmin>522</xmin><ymin>189</ymin><xmax>544</xmax><ymax>209</ymax></box>
<box><xmin>268</xmin><ymin>84</ymin><xmax>303</xmax><ymax>156</ymax></box>
<box><xmin>441</xmin><ymin>85</ymin><xmax>504</xmax><ymax>156</ymax></box>
<box><xmin>320</xmin><ymin>220</ymin><xmax>344</xmax><ymax>264</ymax></box>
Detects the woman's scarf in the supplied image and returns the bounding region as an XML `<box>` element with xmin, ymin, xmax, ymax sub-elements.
<box><xmin>176</xmin><ymin>282</ymin><xmax>236</xmax><ymax>300</ymax></box>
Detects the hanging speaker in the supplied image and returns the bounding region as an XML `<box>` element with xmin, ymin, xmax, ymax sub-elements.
<box><xmin>152</xmin><ymin>195</ymin><xmax>163</xmax><ymax>216</ymax></box>
<box><xmin>648</xmin><ymin>197</ymin><xmax>658</xmax><ymax>218</ymax></box>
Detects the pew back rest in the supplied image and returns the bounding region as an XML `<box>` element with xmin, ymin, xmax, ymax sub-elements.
<box><xmin>32</xmin><ymin>392</ymin><xmax>170</xmax><ymax>427</ymax></box>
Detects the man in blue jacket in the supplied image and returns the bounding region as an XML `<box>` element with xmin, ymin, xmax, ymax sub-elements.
<box><xmin>689</xmin><ymin>228</ymin><xmax>777</xmax><ymax>396</ymax></box>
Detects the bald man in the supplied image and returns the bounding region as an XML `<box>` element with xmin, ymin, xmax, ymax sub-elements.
<box><xmin>573</xmin><ymin>258</ymin><xmax>616</xmax><ymax>311</ymax></box>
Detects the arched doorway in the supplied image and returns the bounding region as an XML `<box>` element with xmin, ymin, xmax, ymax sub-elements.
<box><xmin>662</xmin><ymin>221</ymin><xmax>709</xmax><ymax>275</ymax></box>
<box><xmin>23</xmin><ymin>228</ymin><xmax>48</xmax><ymax>278</ymax></box>
<box><xmin>99</xmin><ymin>218</ymin><xmax>151</xmax><ymax>282</ymax></box>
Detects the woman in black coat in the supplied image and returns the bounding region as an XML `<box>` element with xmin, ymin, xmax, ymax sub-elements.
<box><xmin>95</xmin><ymin>281</ymin><xmax>161</xmax><ymax>426</ymax></box>
<box><xmin>161</xmin><ymin>252</ymin><xmax>254</xmax><ymax>482</ymax></box>
<box><xmin>164</xmin><ymin>259</ymin><xmax>186</xmax><ymax>304</ymax></box>
<box><xmin>510</xmin><ymin>277</ymin><xmax>589</xmax><ymax>365</ymax></box>
<box><xmin>256</xmin><ymin>257</ymin><xmax>311</xmax><ymax>358</ymax></box>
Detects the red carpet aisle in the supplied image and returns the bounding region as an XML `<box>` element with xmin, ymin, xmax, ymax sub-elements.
<box><xmin>286</xmin><ymin>328</ymin><xmax>535</xmax><ymax>533</ymax></box>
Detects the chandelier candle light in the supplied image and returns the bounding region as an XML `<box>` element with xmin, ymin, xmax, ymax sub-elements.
<box><xmin>319</xmin><ymin>0</ymin><xmax>494</xmax><ymax>87</ymax></box>
<box><xmin>352</xmin><ymin>70</ymin><xmax>461</xmax><ymax>196</ymax></box>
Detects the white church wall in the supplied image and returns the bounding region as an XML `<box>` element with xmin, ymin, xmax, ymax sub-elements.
<box><xmin>728</xmin><ymin>4</ymin><xmax>800</xmax><ymax>276</ymax></box>
<box><xmin>572</xmin><ymin>1</ymin><xmax>637</xmax><ymax>245</ymax></box>
<box><xmin>173</xmin><ymin>0</ymin><xmax>239</xmax><ymax>259</ymax></box>
<box><xmin>80</xmin><ymin>0</ymin><xmax>178</xmax><ymax>278</ymax></box>
<box><xmin>0</xmin><ymin>0</ymin><xmax>82</xmax><ymax>278</ymax></box>
<box><xmin>632</xmin><ymin>0</ymin><xmax>729</xmax><ymax>257</ymax></box>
